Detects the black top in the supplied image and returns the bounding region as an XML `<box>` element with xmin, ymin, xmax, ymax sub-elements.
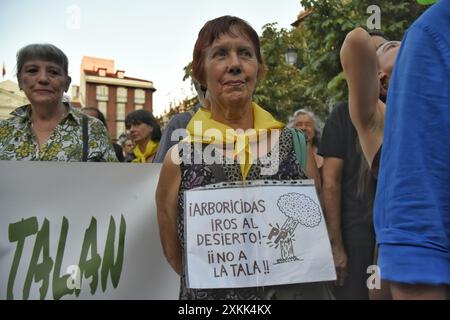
<box><xmin>371</xmin><ymin>146</ymin><xmax>382</xmax><ymax>180</ymax></box>
<box><xmin>113</xmin><ymin>143</ymin><xmax>125</xmax><ymax>162</ymax></box>
<box><xmin>318</xmin><ymin>102</ymin><xmax>375</xmax><ymax>244</ymax></box>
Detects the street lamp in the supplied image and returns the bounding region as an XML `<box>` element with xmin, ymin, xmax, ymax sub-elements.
<box><xmin>285</xmin><ymin>48</ymin><xmax>298</xmax><ymax>66</ymax></box>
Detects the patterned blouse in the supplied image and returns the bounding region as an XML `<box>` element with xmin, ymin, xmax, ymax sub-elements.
<box><xmin>177</xmin><ymin>127</ymin><xmax>307</xmax><ymax>300</ymax></box>
<box><xmin>0</xmin><ymin>103</ymin><xmax>117</xmax><ymax>162</ymax></box>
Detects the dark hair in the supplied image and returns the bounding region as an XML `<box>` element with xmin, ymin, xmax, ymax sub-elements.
<box><xmin>355</xmin><ymin>137</ymin><xmax>376</xmax><ymax>203</ymax></box>
<box><xmin>367</xmin><ymin>30</ymin><xmax>390</xmax><ymax>41</ymax></box>
<box><xmin>81</xmin><ymin>107</ymin><xmax>107</xmax><ymax>127</ymax></box>
<box><xmin>125</xmin><ymin>109</ymin><xmax>161</xmax><ymax>141</ymax></box>
<box><xmin>16</xmin><ymin>43</ymin><xmax>70</xmax><ymax>79</ymax></box>
<box><xmin>192</xmin><ymin>15</ymin><xmax>266</xmax><ymax>86</ymax></box>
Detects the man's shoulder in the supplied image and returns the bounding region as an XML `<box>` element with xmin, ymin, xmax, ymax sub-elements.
<box><xmin>166</xmin><ymin>111</ymin><xmax>194</xmax><ymax>129</ymax></box>
<box><xmin>329</xmin><ymin>101</ymin><xmax>349</xmax><ymax>118</ymax></box>
<box><xmin>322</xmin><ymin>101</ymin><xmax>351</xmax><ymax>128</ymax></box>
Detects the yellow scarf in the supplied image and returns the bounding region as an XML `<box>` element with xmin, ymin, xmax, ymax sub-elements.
<box><xmin>185</xmin><ymin>102</ymin><xmax>284</xmax><ymax>180</ymax></box>
<box><xmin>132</xmin><ymin>139</ymin><xmax>159</xmax><ymax>163</ymax></box>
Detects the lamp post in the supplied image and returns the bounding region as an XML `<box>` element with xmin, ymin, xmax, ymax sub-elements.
<box><xmin>285</xmin><ymin>48</ymin><xmax>298</xmax><ymax>66</ymax></box>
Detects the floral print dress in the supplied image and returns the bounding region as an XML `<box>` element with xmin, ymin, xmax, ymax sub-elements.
<box><xmin>0</xmin><ymin>104</ymin><xmax>117</xmax><ymax>162</ymax></box>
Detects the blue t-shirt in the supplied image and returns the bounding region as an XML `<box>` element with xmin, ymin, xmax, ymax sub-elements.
<box><xmin>374</xmin><ymin>0</ymin><xmax>450</xmax><ymax>285</ymax></box>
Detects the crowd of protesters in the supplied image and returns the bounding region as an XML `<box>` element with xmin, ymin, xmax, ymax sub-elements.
<box><xmin>0</xmin><ymin>0</ymin><xmax>448</xmax><ymax>300</ymax></box>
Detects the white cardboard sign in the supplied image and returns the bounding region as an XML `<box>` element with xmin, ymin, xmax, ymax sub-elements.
<box><xmin>184</xmin><ymin>180</ymin><xmax>336</xmax><ymax>289</ymax></box>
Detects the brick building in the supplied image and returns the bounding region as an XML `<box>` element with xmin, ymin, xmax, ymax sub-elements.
<box><xmin>0</xmin><ymin>80</ymin><xmax>29</xmax><ymax>120</ymax></box>
<box><xmin>76</xmin><ymin>56</ymin><xmax>156</xmax><ymax>139</ymax></box>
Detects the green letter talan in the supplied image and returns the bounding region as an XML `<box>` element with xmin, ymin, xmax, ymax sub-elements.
<box><xmin>101</xmin><ymin>215</ymin><xmax>126</xmax><ymax>291</ymax></box>
<box><xmin>52</xmin><ymin>217</ymin><xmax>73</xmax><ymax>300</ymax></box>
<box><xmin>7</xmin><ymin>217</ymin><xmax>39</xmax><ymax>300</ymax></box>
<box><xmin>23</xmin><ymin>219</ymin><xmax>54</xmax><ymax>300</ymax></box>
<box><xmin>77</xmin><ymin>217</ymin><xmax>101</xmax><ymax>296</ymax></box>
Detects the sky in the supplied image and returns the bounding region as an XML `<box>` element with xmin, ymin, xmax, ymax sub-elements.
<box><xmin>0</xmin><ymin>0</ymin><xmax>303</xmax><ymax>116</ymax></box>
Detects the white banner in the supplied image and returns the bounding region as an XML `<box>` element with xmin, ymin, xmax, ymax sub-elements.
<box><xmin>0</xmin><ymin>161</ymin><xmax>179</xmax><ymax>300</ymax></box>
<box><xmin>184</xmin><ymin>180</ymin><xmax>336</xmax><ymax>289</ymax></box>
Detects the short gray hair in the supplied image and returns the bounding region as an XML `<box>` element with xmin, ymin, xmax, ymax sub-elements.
<box><xmin>288</xmin><ymin>108</ymin><xmax>322</xmax><ymax>147</ymax></box>
<box><xmin>16</xmin><ymin>43</ymin><xmax>69</xmax><ymax>78</ymax></box>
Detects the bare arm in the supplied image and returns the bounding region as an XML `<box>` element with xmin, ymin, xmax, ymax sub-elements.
<box><xmin>321</xmin><ymin>157</ymin><xmax>348</xmax><ymax>286</ymax></box>
<box><xmin>341</xmin><ymin>27</ymin><xmax>380</xmax><ymax>131</ymax></box>
<box><xmin>156</xmin><ymin>145</ymin><xmax>182</xmax><ymax>275</ymax></box>
<box><xmin>340</xmin><ymin>28</ymin><xmax>384</xmax><ymax>165</ymax></box>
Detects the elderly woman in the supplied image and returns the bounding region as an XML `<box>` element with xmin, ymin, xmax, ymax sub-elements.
<box><xmin>291</xmin><ymin>109</ymin><xmax>323</xmax><ymax>169</ymax></box>
<box><xmin>156</xmin><ymin>16</ymin><xmax>323</xmax><ymax>300</ymax></box>
<box><xmin>125</xmin><ymin>109</ymin><xmax>161</xmax><ymax>163</ymax></box>
<box><xmin>0</xmin><ymin>43</ymin><xmax>117</xmax><ymax>161</ymax></box>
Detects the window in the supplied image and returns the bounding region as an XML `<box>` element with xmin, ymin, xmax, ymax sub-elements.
<box><xmin>116</xmin><ymin>103</ymin><xmax>126</xmax><ymax>121</ymax></box>
<box><xmin>98</xmin><ymin>101</ymin><xmax>107</xmax><ymax>118</ymax></box>
<box><xmin>117</xmin><ymin>87</ymin><xmax>127</xmax><ymax>103</ymax></box>
<box><xmin>116</xmin><ymin>121</ymin><xmax>126</xmax><ymax>137</ymax></box>
<box><xmin>135</xmin><ymin>104</ymin><xmax>143</xmax><ymax>110</ymax></box>
<box><xmin>96</xmin><ymin>85</ymin><xmax>108</xmax><ymax>101</ymax></box>
<box><xmin>134</xmin><ymin>89</ymin><xmax>145</xmax><ymax>104</ymax></box>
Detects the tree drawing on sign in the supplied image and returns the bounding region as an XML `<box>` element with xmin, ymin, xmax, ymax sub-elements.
<box><xmin>266</xmin><ymin>193</ymin><xmax>321</xmax><ymax>264</ymax></box>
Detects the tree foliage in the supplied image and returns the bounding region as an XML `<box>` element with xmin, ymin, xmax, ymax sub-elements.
<box><xmin>183</xmin><ymin>1</ymin><xmax>427</xmax><ymax>123</ymax></box>
<box><xmin>283</xmin><ymin>0</ymin><xmax>428</xmax><ymax>121</ymax></box>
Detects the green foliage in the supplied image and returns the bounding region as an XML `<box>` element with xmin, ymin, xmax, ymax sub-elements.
<box><xmin>253</xmin><ymin>23</ymin><xmax>308</xmax><ymax>122</ymax></box>
<box><xmin>182</xmin><ymin>1</ymin><xmax>427</xmax><ymax>123</ymax></box>
<box><xmin>287</xmin><ymin>0</ymin><xmax>427</xmax><ymax>120</ymax></box>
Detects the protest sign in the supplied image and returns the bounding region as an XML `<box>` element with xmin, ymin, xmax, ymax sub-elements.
<box><xmin>184</xmin><ymin>180</ymin><xmax>336</xmax><ymax>289</ymax></box>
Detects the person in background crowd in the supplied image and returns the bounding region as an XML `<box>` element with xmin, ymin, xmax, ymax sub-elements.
<box><xmin>290</xmin><ymin>108</ymin><xmax>323</xmax><ymax>169</ymax></box>
<box><xmin>319</xmin><ymin>30</ymin><xmax>391</xmax><ymax>299</ymax></box>
<box><xmin>340</xmin><ymin>27</ymin><xmax>401</xmax><ymax>299</ymax></box>
<box><xmin>121</xmin><ymin>137</ymin><xmax>135</xmax><ymax>162</ymax></box>
<box><xmin>125</xmin><ymin>109</ymin><xmax>161</xmax><ymax>163</ymax></box>
<box><xmin>0</xmin><ymin>43</ymin><xmax>116</xmax><ymax>162</ymax></box>
<box><xmin>375</xmin><ymin>0</ymin><xmax>449</xmax><ymax>299</ymax></box>
<box><xmin>153</xmin><ymin>81</ymin><xmax>210</xmax><ymax>163</ymax></box>
<box><xmin>368</xmin><ymin>29</ymin><xmax>389</xmax><ymax>51</ymax></box>
<box><xmin>81</xmin><ymin>107</ymin><xmax>125</xmax><ymax>162</ymax></box>
<box><xmin>340</xmin><ymin>28</ymin><xmax>400</xmax><ymax>176</ymax></box>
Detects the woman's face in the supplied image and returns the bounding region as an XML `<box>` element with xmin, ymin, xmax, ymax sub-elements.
<box><xmin>128</xmin><ymin>122</ymin><xmax>152</xmax><ymax>144</ymax></box>
<box><xmin>123</xmin><ymin>140</ymin><xmax>134</xmax><ymax>154</ymax></box>
<box><xmin>377</xmin><ymin>41</ymin><xmax>400</xmax><ymax>100</ymax></box>
<box><xmin>18</xmin><ymin>59</ymin><xmax>70</xmax><ymax>107</ymax></box>
<box><xmin>202</xmin><ymin>28</ymin><xmax>259</xmax><ymax>109</ymax></box>
<box><xmin>294</xmin><ymin>114</ymin><xmax>315</xmax><ymax>141</ymax></box>
<box><xmin>377</xmin><ymin>41</ymin><xmax>400</xmax><ymax>77</ymax></box>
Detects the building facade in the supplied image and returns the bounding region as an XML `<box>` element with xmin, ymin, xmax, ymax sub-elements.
<box><xmin>0</xmin><ymin>80</ymin><xmax>29</xmax><ymax>120</ymax></box>
<box><xmin>78</xmin><ymin>56</ymin><xmax>156</xmax><ymax>139</ymax></box>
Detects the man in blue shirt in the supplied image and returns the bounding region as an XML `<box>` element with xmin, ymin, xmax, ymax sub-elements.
<box><xmin>374</xmin><ymin>0</ymin><xmax>449</xmax><ymax>299</ymax></box>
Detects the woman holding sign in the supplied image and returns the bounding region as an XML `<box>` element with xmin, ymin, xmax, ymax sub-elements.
<box><xmin>156</xmin><ymin>16</ymin><xmax>329</xmax><ymax>300</ymax></box>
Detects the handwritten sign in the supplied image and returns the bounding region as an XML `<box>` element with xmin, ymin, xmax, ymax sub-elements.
<box><xmin>184</xmin><ymin>180</ymin><xmax>336</xmax><ymax>289</ymax></box>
